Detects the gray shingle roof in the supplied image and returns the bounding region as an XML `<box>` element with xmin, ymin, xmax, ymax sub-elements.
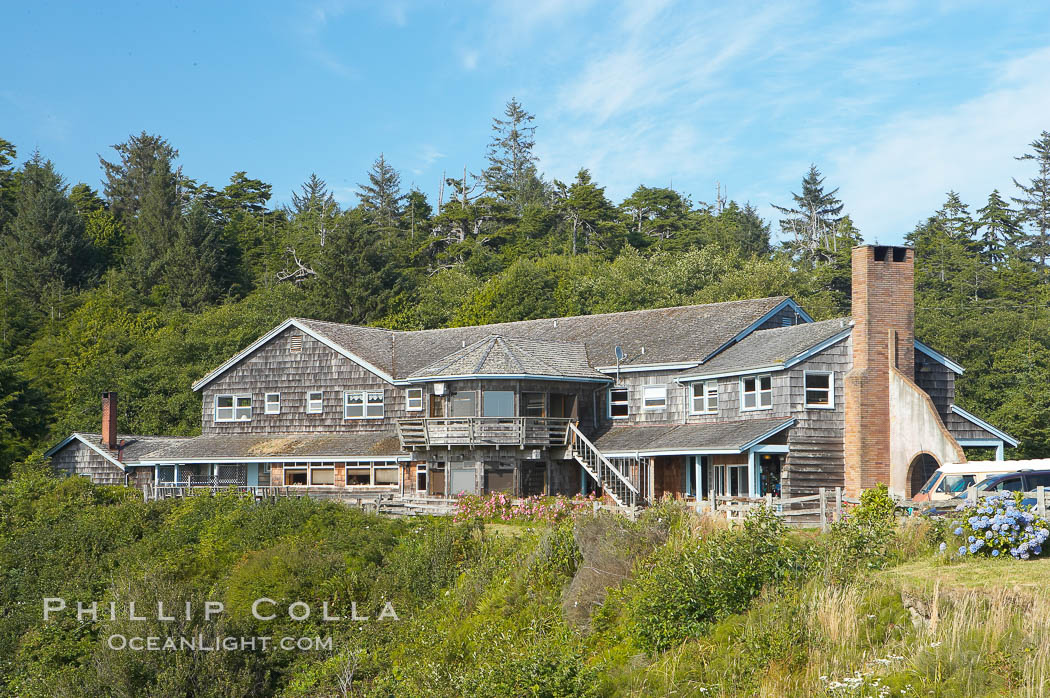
<box><xmin>293</xmin><ymin>296</ymin><xmax>790</xmax><ymax>380</ymax></box>
<box><xmin>59</xmin><ymin>433</ymin><xmax>192</xmax><ymax>465</ymax></box>
<box><xmin>690</xmin><ymin>317</ymin><xmax>851</xmax><ymax>376</ymax></box>
<box><xmin>144</xmin><ymin>432</ymin><xmax>406</xmax><ymax>462</ymax></box>
<box><xmin>407</xmin><ymin>335</ymin><xmax>605</xmax><ymax>380</ymax></box>
<box><xmin>591</xmin><ymin>418</ymin><xmax>794</xmax><ymax>455</ymax></box>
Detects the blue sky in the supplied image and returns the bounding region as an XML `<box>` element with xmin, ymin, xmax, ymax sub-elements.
<box><xmin>4</xmin><ymin>1</ymin><xmax>1050</xmax><ymax>244</ymax></box>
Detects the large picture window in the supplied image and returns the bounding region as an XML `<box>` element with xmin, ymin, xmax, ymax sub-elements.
<box><xmin>741</xmin><ymin>375</ymin><xmax>772</xmax><ymax>411</ymax></box>
<box><xmin>215</xmin><ymin>394</ymin><xmax>252</xmax><ymax>422</ymax></box>
<box><xmin>344</xmin><ymin>390</ymin><xmax>384</xmax><ymax>419</ymax></box>
<box><xmin>450</xmin><ymin>391</ymin><xmax>476</xmax><ymax>417</ymax></box>
<box><xmin>804</xmin><ymin>371</ymin><xmax>834</xmax><ymax>408</ymax></box>
<box><xmin>609</xmin><ymin>388</ymin><xmax>629</xmax><ymax>419</ymax></box>
<box><xmin>482</xmin><ymin>390</ymin><xmax>514</xmax><ymax>417</ymax></box>
<box><xmin>691</xmin><ymin>381</ymin><xmax>718</xmax><ymax>414</ymax></box>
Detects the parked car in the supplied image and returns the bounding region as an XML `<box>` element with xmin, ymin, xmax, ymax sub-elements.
<box><xmin>972</xmin><ymin>470</ymin><xmax>1050</xmax><ymax>507</ymax></box>
<box><xmin>913</xmin><ymin>462</ymin><xmax>1030</xmax><ymax>503</ymax></box>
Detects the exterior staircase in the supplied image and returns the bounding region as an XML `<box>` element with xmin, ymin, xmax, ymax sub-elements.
<box><xmin>567</xmin><ymin>422</ymin><xmax>640</xmax><ymax>510</ymax></box>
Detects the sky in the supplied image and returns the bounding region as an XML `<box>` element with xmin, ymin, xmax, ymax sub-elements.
<box><xmin>3</xmin><ymin>0</ymin><xmax>1050</xmax><ymax>244</ymax></box>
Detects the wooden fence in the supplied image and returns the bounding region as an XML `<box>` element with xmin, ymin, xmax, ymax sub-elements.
<box><xmin>960</xmin><ymin>485</ymin><xmax>1050</xmax><ymax>517</ymax></box>
<box><xmin>700</xmin><ymin>487</ymin><xmax>860</xmax><ymax>530</ymax></box>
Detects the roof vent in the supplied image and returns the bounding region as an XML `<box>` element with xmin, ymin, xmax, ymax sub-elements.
<box><xmin>289</xmin><ymin>335</ymin><xmax>303</xmax><ymax>353</ymax></box>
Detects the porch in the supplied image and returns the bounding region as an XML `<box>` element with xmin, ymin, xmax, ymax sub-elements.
<box><xmin>397</xmin><ymin>417</ymin><xmax>572</xmax><ymax>448</ymax></box>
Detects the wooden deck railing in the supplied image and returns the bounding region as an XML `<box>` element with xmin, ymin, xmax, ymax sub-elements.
<box><xmin>397</xmin><ymin>417</ymin><xmax>572</xmax><ymax>448</ymax></box>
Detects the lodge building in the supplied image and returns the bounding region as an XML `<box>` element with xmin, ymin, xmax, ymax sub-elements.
<box><xmin>47</xmin><ymin>246</ymin><xmax>1017</xmax><ymax>507</ymax></box>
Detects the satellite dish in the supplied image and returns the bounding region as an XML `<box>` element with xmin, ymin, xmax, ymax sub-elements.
<box><xmin>614</xmin><ymin>345</ymin><xmax>626</xmax><ymax>361</ymax></box>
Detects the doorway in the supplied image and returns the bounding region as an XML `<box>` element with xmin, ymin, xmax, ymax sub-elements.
<box><xmin>907</xmin><ymin>453</ymin><xmax>940</xmax><ymax>498</ymax></box>
<box><xmin>758</xmin><ymin>454</ymin><xmax>782</xmax><ymax>497</ymax></box>
<box><xmin>429</xmin><ymin>395</ymin><xmax>445</xmax><ymax>418</ymax></box>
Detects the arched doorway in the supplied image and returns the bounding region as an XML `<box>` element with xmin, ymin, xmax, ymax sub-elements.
<box><xmin>907</xmin><ymin>453</ymin><xmax>940</xmax><ymax>498</ymax></box>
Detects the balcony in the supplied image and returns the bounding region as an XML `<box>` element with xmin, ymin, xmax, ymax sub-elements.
<box><xmin>397</xmin><ymin>417</ymin><xmax>572</xmax><ymax>449</ymax></box>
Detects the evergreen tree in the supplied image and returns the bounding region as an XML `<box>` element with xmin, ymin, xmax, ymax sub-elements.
<box><xmin>68</xmin><ymin>183</ymin><xmax>106</xmax><ymax>216</ymax></box>
<box><xmin>619</xmin><ymin>185</ymin><xmax>690</xmax><ymax>246</ymax></box>
<box><xmin>162</xmin><ymin>201</ymin><xmax>224</xmax><ymax>309</ymax></box>
<box><xmin>357</xmin><ymin>154</ymin><xmax>406</xmax><ymax>227</ymax></box>
<box><xmin>221</xmin><ymin>171</ymin><xmax>271</xmax><ymax>217</ymax></box>
<box><xmin>556</xmin><ymin>169</ymin><xmax>624</xmax><ymax>255</ymax></box>
<box><xmin>123</xmin><ymin>159</ymin><xmax>179</xmax><ymax>293</ymax></box>
<box><xmin>309</xmin><ymin>210</ymin><xmax>383</xmax><ymax>323</ymax></box>
<box><xmin>976</xmin><ymin>189</ymin><xmax>1021</xmax><ymax>265</ymax></box>
<box><xmin>99</xmin><ymin>132</ymin><xmax>180</xmax><ymax>225</ymax></box>
<box><xmin>482</xmin><ymin>98</ymin><xmax>545</xmax><ymax>213</ymax></box>
<box><xmin>0</xmin><ymin>138</ymin><xmax>18</xmax><ymax>228</ymax></box>
<box><xmin>1013</xmin><ymin>131</ymin><xmax>1050</xmax><ymax>272</ymax></box>
<box><xmin>773</xmin><ymin>164</ymin><xmax>844</xmax><ymax>265</ymax></box>
<box><xmin>2</xmin><ymin>153</ymin><xmax>95</xmax><ymax>316</ymax></box>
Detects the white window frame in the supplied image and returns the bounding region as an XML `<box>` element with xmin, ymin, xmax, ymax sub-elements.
<box><xmin>344</xmin><ymin>390</ymin><xmax>384</xmax><ymax>419</ymax></box>
<box><xmin>608</xmin><ymin>387</ymin><xmax>629</xmax><ymax>419</ymax></box>
<box><xmin>642</xmin><ymin>384</ymin><xmax>667</xmax><ymax>411</ymax></box>
<box><xmin>306</xmin><ymin>391</ymin><xmax>323</xmax><ymax>414</ymax></box>
<box><xmin>264</xmin><ymin>392</ymin><xmax>281</xmax><ymax>415</ymax></box>
<box><xmin>740</xmin><ymin>374</ymin><xmax>773</xmax><ymax>412</ymax></box>
<box><xmin>804</xmin><ymin>371</ymin><xmax>834</xmax><ymax>409</ymax></box>
<box><xmin>215</xmin><ymin>393</ymin><xmax>252</xmax><ymax>422</ymax></box>
<box><xmin>690</xmin><ymin>380</ymin><xmax>718</xmax><ymax>415</ymax></box>
<box><xmin>406</xmin><ymin>387</ymin><xmax>423</xmax><ymax>412</ymax></box>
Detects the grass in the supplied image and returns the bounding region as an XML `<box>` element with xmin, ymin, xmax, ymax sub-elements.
<box><xmin>887</xmin><ymin>556</ymin><xmax>1050</xmax><ymax>596</ymax></box>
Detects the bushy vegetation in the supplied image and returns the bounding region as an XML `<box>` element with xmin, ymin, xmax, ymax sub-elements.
<box><xmin>945</xmin><ymin>491</ymin><xmax>1050</xmax><ymax>559</ymax></box>
<box><xmin>5</xmin><ymin>475</ymin><xmax>1049</xmax><ymax>696</ymax></box>
<box><xmin>451</xmin><ymin>491</ymin><xmax>598</xmax><ymax>523</ymax></box>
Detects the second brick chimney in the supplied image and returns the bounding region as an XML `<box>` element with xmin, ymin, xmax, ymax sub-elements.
<box><xmin>843</xmin><ymin>245</ymin><xmax>915</xmax><ymax>494</ymax></box>
<box><xmin>102</xmin><ymin>391</ymin><xmax>118</xmax><ymax>451</ymax></box>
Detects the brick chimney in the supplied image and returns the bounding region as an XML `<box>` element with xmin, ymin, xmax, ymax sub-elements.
<box><xmin>102</xmin><ymin>392</ymin><xmax>118</xmax><ymax>451</ymax></box>
<box><xmin>844</xmin><ymin>245</ymin><xmax>915</xmax><ymax>495</ymax></box>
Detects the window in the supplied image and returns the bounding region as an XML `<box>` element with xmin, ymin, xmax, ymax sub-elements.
<box><xmin>306</xmin><ymin>391</ymin><xmax>323</xmax><ymax>414</ymax></box>
<box><xmin>482</xmin><ymin>390</ymin><xmax>514</xmax><ymax>417</ymax></box>
<box><xmin>993</xmin><ymin>476</ymin><xmax>1024</xmax><ymax>492</ymax></box>
<box><xmin>406</xmin><ymin>388</ymin><xmax>424</xmax><ymax>412</ymax></box>
<box><xmin>215</xmin><ymin>394</ymin><xmax>252</xmax><ymax>421</ymax></box>
<box><xmin>415</xmin><ymin>465</ymin><xmax>427</xmax><ymax>491</ymax></box>
<box><xmin>284</xmin><ymin>467</ymin><xmax>308</xmax><ymax>485</ymax></box>
<box><xmin>804</xmin><ymin>371</ymin><xmax>833</xmax><ymax>408</ymax></box>
<box><xmin>344</xmin><ymin>390</ymin><xmax>384</xmax><ymax>419</ymax></box>
<box><xmin>346</xmin><ymin>466</ymin><xmax>371</xmax><ymax>486</ymax></box>
<box><xmin>1027</xmin><ymin>472</ymin><xmax>1050</xmax><ymax>489</ymax></box>
<box><xmin>264</xmin><ymin>393</ymin><xmax>281</xmax><ymax>415</ymax></box>
<box><xmin>741</xmin><ymin>375</ymin><xmax>772</xmax><ymax>411</ymax></box>
<box><xmin>310</xmin><ymin>467</ymin><xmax>334</xmax><ymax>485</ymax></box>
<box><xmin>691</xmin><ymin>381</ymin><xmax>718</xmax><ymax>414</ymax></box>
<box><xmin>450</xmin><ymin>391</ymin><xmax>476</xmax><ymax>417</ymax></box>
<box><xmin>522</xmin><ymin>392</ymin><xmax>545</xmax><ymax>417</ymax></box>
<box><xmin>344</xmin><ymin>461</ymin><xmax>400</xmax><ymax>487</ymax></box>
<box><xmin>936</xmin><ymin>474</ymin><xmax>975</xmax><ymax>493</ymax></box>
<box><xmin>609</xmin><ymin>388</ymin><xmax>629</xmax><ymax>419</ymax></box>
<box><xmin>642</xmin><ymin>385</ymin><xmax>667</xmax><ymax>410</ymax></box>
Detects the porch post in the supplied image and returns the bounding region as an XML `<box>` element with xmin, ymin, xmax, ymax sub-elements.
<box><xmin>173</xmin><ymin>463</ymin><xmax>179</xmax><ymax>485</ymax></box>
<box><xmin>747</xmin><ymin>449</ymin><xmax>757</xmax><ymax>497</ymax></box>
<box><xmin>580</xmin><ymin>465</ymin><xmax>586</xmax><ymax>496</ymax></box>
<box><xmin>695</xmin><ymin>457</ymin><xmax>703</xmax><ymax>502</ymax></box>
<box><xmin>996</xmin><ymin>442</ymin><xmax>1005</xmax><ymax>461</ymax></box>
<box><xmin>685</xmin><ymin>457</ymin><xmax>693</xmax><ymax>497</ymax></box>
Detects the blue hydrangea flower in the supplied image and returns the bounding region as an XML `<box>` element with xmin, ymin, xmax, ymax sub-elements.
<box><xmin>992</xmin><ymin>549</ymin><xmax>1000</xmax><ymax>557</ymax></box>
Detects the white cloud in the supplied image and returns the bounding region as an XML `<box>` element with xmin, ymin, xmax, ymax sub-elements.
<box><xmin>829</xmin><ymin>46</ymin><xmax>1050</xmax><ymax>242</ymax></box>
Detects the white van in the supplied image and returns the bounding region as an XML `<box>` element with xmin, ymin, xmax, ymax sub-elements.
<box><xmin>913</xmin><ymin>460</ymin><xmax>1050</xmax><ymax>502</ymax></box>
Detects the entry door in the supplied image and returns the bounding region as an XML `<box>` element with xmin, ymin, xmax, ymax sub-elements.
<box><xmin>712</xmin><ymin>464</ymin><xmax>747</xmax><ymax>497</ymax></box>
<box><xmin>549</xmin><ymin>394</ymin><xmax>578</xmax><ymax>419</ymax></box>
<box><xmin>430</xmin><ymin>395</ymin><xmax>445</xmax><ymax>418</ymax></box>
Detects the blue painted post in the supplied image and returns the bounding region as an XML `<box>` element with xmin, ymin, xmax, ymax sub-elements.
<box><xmin>580</xmin><ymin>465</ymin><xmax>586</xmax><ymax>496</ymax></box>
<box><xmin>685</xmin><ymin>456</ymin><xmax>694</xmax><ymax>497</ymax></box>
<box><xmin>996</xmin><ymin>442</ymin><xmax>1005</xmax><ymax>461</ymax></box>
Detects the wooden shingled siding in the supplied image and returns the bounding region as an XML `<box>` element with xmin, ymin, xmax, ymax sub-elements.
<box><xmin>756</xmin><ymin>304</ymin><xmax>805</xmax><ymax>330</ymax></box>
<box><xmin>202</xmin><ymin>326</ymin><xmax>405</xmax><ymax>435</ymax></box>
<box><xmin>914</xmin><ymin>349</ymin><xmax>955</xmax><ymax>423</ymax></box>
<box><xmin>782</xmin><ymin>337</ymin><xmax>852</xmax><ymax>498</ymax></box>
<box><xmin>50</xmin><ymin>440</ymin><xmax>125</xmax><ymax>486</ymax></box>
<box><xmin>914</xmin><ymin>350</ymin><xmax>1001</xmax><ymax>441</ymax></box>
